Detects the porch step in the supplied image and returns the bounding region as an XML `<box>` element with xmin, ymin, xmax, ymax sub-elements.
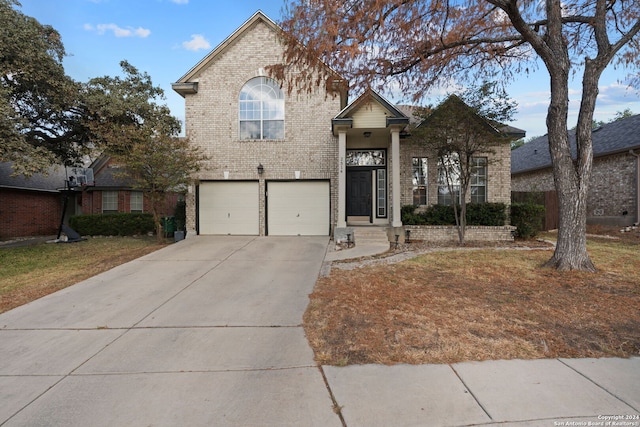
<box><xmin>325</xmin><ymin>226</ymin><xmax>390</xmax><ymax>261</ymax></box>
<box><xmin>351</xmin><ymin>226</ymin><xmax>389</xmax><ymax>244</ymax></box>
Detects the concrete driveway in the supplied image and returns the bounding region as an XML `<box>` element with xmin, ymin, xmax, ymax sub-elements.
<box><xmin>0</xmin><ymin>236</ymin><xmax>342</xmax><ymax>427</ymax></box>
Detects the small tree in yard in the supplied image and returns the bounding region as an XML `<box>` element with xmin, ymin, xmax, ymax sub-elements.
<box><xmin>121</xmin><ymin>134</ymin><xmax>206</xmax><ymax>241</ymax></box>
<box><xmin>275</xmin><ymin>0</ymin><xmax>640</xmax><ymax>271</ymax></box>
<box><xmin>413</xmin><ymin>82</ymin><xmax>516</xmax><ymax>244</ymax></box>
<box><xmin>83</xmin><ymin>61</ymin><xmax>208</xmax><ymax>241</ymax></box>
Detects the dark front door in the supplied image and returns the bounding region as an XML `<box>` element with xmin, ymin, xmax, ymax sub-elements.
<box><xmin>347</xmin><ymin>170</ymin><xmax>372</xmax><ymax>218</ymax></box>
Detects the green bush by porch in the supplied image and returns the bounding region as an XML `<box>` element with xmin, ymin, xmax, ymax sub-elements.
<box><xmin>401</xmin><ymin>203</ymin><xmax>507</xmax><ymax>226</ymax></box>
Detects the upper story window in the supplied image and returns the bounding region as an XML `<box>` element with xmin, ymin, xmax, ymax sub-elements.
<box><xmin>239</xmin><ymin>77</ymin><xmax>284</xmax><ymax>140</ymax></box>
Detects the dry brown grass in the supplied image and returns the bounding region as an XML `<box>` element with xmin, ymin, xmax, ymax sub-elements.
<box><xmin>305</xmin><ymin>230</ymin><xmax>640</xmax><ymax>366</ymax></box>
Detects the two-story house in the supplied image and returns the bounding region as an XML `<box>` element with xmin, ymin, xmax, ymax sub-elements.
<box><xmin>172</xmin><ymin>11</ymin><xmax>520</xmax><ymax>238</ymax></box>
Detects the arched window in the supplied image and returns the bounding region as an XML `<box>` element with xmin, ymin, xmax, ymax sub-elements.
<box><xmin>239</xmin><ymin>77</ymin><xmax>284</xmax><ymax>140</ymax></box>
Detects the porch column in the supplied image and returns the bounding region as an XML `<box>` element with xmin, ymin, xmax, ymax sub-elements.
<box><xmin>337</xmin><ymin>130</ymin><xmax>347</xmax><ymax>228</ymax></box>
<box><xmin>391</xmin><ymin>128</ymin><xmax>402</xmax><ymax>227</ymax></box>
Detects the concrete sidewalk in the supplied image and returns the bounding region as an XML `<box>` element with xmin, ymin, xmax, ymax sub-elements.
<box><xmin>324</xmin><ymin>357</ymin><xmax>640</xmax><ymax>426</ymax></box>
<box><xmin>0</xmin><ymin>235</ymin><xmax>638</xmax><ymax>426</ymax></box>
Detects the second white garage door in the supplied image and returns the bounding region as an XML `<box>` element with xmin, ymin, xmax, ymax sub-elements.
<box><xmin>267</xmin><ymin>181</ymin><xmax>330</xmax><ymax>236</ymax></box>
<box><xmin>199</xmin><ymin>181</ymin><xmax>259</xmax><ymax>235</ymax></box>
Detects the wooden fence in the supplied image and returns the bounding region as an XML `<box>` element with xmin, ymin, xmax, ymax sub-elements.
<box><xmin>511</xmin><ymin>191</ymin><xmax>559</xmax><ymax>231</ymax></box>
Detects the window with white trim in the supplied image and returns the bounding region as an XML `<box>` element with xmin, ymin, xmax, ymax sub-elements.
<box><xmin>102</xmin><ymin>191</ymin><xmax>118</xmax><ymax>213</ymax></box>
<box><xmin>377</xmin><ymin>169</ymin><xmax>386</xmax><ymax>217</ymax></box>
<box><xmin>239</xmin><ymin>77</ymin><xmax>284</xmax><ymax>140</ymax></box>
<box><xmin>412</xmin><ymin>157</ymin><xmax>428</xmax><ymax>206</ymax></box>
<box><xmin>130</xmin><ymin>191</ymin><xmax>143</xmax><ymax>213</ymax></box>
<box><xmin>437</xmin><ymin>154</ymin><xmax>461</xmax><ymax>206</ymax></box>
<box><xmin>470</xmin><ymin>157</ymin><xmax>487</xmax><ymax>203</ymax></box>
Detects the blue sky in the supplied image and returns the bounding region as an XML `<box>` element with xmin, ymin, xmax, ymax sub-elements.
<box><xmin>17</xmin><ymin>0</ymin><xmax>640</xmax><ymax>139</ymax></box>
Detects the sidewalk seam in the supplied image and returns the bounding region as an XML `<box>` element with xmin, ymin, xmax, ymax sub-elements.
<box><xmin>449</xmin><ymin>363</ymin><xmax>494</xmax><ymax>422</ymax></box>
<box><xmin>318</xmin><ymin>365</ymin><xmax>348</xmax><ymax>427</ymax></box>
<box><xmin>557</xmin><ymin>358</ymin><xmax>640</xmax><ymax>412</ymax></box>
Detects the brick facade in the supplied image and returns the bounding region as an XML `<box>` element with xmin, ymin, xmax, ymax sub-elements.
<box><xmin>79</xmin><ymin>190</ymin><xmax>179</xmax><ymax>216</ymax></box>
<box><xmin>512</xmin><ymin>151</ymin><xmax>638</xmax><ymax>226</ymax></box>
<box><xmin>176</xmin><ymin>13</ymin><xmax>516</xmax><ymax>235</ymax></box>
<box><xmin>399</xmin><ymin>141</ymin><xmax>512</xmax><ymax>208</ymax></box>
<box><xmin>179</xmin><ymin>18</ymin><xmax>341</xmax><ymax>235</ymax></box>
<box><xmin>0</xmin><ymin>189</ymin><xmax>61</xmax><ymax>239</ymax></box>
<box><xmin>404</xmin><ymin>225</ymin><xmax>516</xmax><ymax>242</ymax></box>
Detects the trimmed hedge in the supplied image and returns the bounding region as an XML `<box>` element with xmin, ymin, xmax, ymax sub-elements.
<box><xmin>510</xmin><ymin>202</ymin><xmax>545</xmax><ymax>239</ymax></box>
<box><xmin>401</xmin><ymin>203</ymin><xmax>507</xmax><ymax>226</ymax></box>
<box><xmin>69</xmin><ymin>213</ymin><xmax>155</xmax><ymax>236</ymax></box>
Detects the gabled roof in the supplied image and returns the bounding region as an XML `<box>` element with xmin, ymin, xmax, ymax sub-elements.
<box><xmin>173</xmin><ymin>11</ymin><xmax>278</xmax><ymax>95</ymax></box>
<box><xmin>87</xmin><ymin>156</ymin><xmax>136</xmax><ymax>189</ymax></box>
<box><xmin>332</xmin><ymin>89</ymin><xmax>410</xmax><ymax>134</ymax></box>
<box><xmin>511</xmin><ymin>114</ymin><xmax>640</xmax><ymax>174</ymax></box>
<box><xmin>0</xmin><ymin>162</ymin><xmax>67</xmax><ymax>193</ymax></box>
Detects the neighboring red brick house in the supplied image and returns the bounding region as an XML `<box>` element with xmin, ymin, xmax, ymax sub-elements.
<box><xmin>78</xmin><ymin>156</ymin><xmax>179</xmax><ymax>217</ymax></box>
<box><xmin>1</xmin><ymin>157</ymin><xmax>180</xmax><ymax>239</ymax></box>
<box><xmin>0</xmin><ymin>163</ymin><xmax>70</xmax><ymax>239</ymax></box>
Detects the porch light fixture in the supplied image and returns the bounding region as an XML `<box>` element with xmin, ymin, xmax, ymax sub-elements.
<box><xmin>363</xmin><ymin>131</ymin><xmax>372</xmax><ymax>138</ymax></box>
<box><xmin>257</xmin><ymin>163</ymin><xmax>264</xmax><ymax>175</ymax></box>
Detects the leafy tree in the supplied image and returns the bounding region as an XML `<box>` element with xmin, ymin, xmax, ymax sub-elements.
<box><xmin>0</xmin><ymin>0</ymin><xmax>88</xmax><ymax>175</ymax></box>
<box><xmin>276</xmin><ymin>0</ymin><xmax>640</xmax><ymax>271</ymax></box>
<box><xmin>83</xmin><ymin>62</ymin><xmax>208</xmax><ymax>241</ymax></box>
<box><xmin>118</xmin><ymin>134</ymin><xmax>207</xmax><ymax>241</ymax></box>
<box><xmin>412</xmin><ymin>82</ymin><xmax>516</xmax><ymax>244</ymax></box>
<box><xmin>511</xmin><ymin>138</ymin><xmax>526</xmax><ymax>150</ymax></box>
<box><xmin>612</xmin><ymin>108</ymin><xmax>634</xmax><ymax>122</ymax></box>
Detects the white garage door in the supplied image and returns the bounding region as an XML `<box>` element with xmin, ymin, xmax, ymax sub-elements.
<box><xmin>267</xmin><ymin>181</ymin><xmax>330</xmax><ymax>236</ymax></box>
<box><xmin>199</xmin><ymin>181</ymin><xmax>259</xmax><ymax>235</ymax></box>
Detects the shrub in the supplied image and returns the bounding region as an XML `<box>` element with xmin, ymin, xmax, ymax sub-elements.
<box><xmin>401</xmin><ymin>203</ymin><xmax>507</xmax><ymax>226</ymax></box>
<box><xmin>510</xmin><ymin>203</ymin><xmax>545</xmax><ymax>239</ymax></box>
<box><xmin>400</xmin><ymin>205</ymin><xmax>423</xmax><ymax>225</ymax></box>
<box><xmin>466</xmin><ymin>203</ymin><xmax>507</xmax><ymax>226</ymax></box>
<box><xmin>69</xmin><ymin>213</ymin><xmax>155</xmax><ymax>236</ymax></box>
<box><xmin>422</xmin><ymin>204</ymin><xmax>457</xmax><ymax>225</ymax></box>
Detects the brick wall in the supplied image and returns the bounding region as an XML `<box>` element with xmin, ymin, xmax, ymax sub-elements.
<box><xmin>399</xmin><ymin>141</ymin><xmax>512</xmax><ymax>208</ymax></box>
<box><xmin>80</xmin><ymin>190</ymin><xmax>179</xmax><ymax>216</ymax></box>
<box><xmin>512</xmin><ymin>151</ymin><xmax>638</xmax><ymax>225</ymax></box>
<box><xmin>181</xmin><ymin>20</ymin><xmax>342</xmax><ymax>235</ymax></box>
<box><xmin>0</xmin><ymin>189</ymin><xmax>61</xmax><ymax>238</ymax></box>
<box><xmin>404</xmin><ymin>225</ymin><xmax>516</xmax><ymax>242</ymax></box>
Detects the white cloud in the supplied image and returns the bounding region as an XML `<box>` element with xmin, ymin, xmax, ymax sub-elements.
<box><xmin>182</xmin><ymin>34</ymin><xmax>211</xmax><ymax>51</ymax></box>
<box><xmin>85</xmin><ymin>23</ymin><xmax>151</xmax><ymax>38</ymax></box>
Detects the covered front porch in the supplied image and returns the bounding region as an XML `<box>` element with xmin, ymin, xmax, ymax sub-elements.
<box><xmin>332</xmin><ymin>90</ymin><xmax>410</xmax><ymax>232</ymax></box>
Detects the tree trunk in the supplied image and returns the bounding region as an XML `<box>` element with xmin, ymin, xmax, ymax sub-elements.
<box><xmin>542</xmin><ymin>64</ymin><xmax>596</xmax><ymax>272</ymax></box>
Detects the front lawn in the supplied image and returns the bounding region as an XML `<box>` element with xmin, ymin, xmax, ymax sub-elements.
<box><xmin>305</xmin><ymin>233</ymin><xmax>640</xmax><ymax>365</ymax></box>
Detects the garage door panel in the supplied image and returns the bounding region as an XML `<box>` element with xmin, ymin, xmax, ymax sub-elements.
<box><xmin>199</xmin><ymin>182</ymin><xmax>259</xmax><ymax>235</ymax></box>
<box><xmin>268</xmin><ymin>181</ymin><xmax>329</xmax><ymax>236</ymax></box>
